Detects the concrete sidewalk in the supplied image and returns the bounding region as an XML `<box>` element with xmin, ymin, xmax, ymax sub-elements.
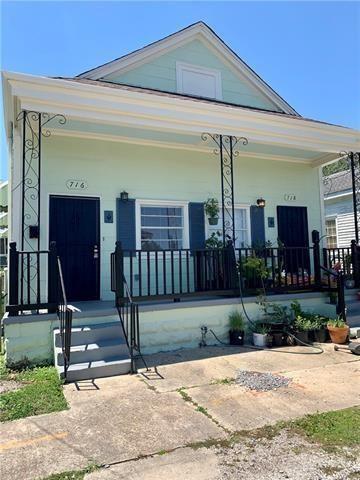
<box><xmin>0</xmin><ymin>344</ymin><xmax>359</xmax><ymax>480</ymax></box>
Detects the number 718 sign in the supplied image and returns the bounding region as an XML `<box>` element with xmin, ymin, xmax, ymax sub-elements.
<box><xmin>66</xmin><ymin>179</ymin><xmax>88</xmax><ymax>190</ymax></box>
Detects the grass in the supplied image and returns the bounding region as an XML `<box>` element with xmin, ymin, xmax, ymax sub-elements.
<box><xmin>0</xmin><ymin>353</ymin><xmax>68</xmax><ymax>422</ymax></box>
<box><xmin>41</xmin><ymin>465</ymin><xmax>99</xmax><ymax>480</ymax></box>
<box><xmin>290</xmin><ymin>407</ymin><xmax>360</xmax><ymax>447</ymax></box>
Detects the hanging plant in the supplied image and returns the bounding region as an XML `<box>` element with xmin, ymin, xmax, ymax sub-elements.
<box><xmin>204</xmin><ymin>198</ymin><xmax>220</xmax><ymax>225</ymax></box>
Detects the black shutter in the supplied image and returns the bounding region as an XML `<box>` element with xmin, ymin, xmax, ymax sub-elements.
<box><xmin>250</xmin><ymin>205</ymin><xmax>265</xmax><ymax>247</ymax></box>
<box><xmin>116</xmin><ymin>198</ymin><xmax>136</xmax><ymax>251</ymax></box>
<box><xmin>189</xmin><ymin>202</ymin><xmax>205</xmax><ymax>250</ymax></box>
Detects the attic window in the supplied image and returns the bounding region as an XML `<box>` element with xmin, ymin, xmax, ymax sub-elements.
<box><xmin>176</xmin><ymin>62</ymin><xmax>222</xmax><ymax>100</ymax></box>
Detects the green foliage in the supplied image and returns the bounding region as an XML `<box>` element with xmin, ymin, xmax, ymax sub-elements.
<box><xmin>322</xmin><ymin>159</ymin><xmax>349</xmax><ymax>177</ymax></box>
<box><xmin>0</xmin><ymin>365</ymin><xmax>68</xmax><ymax>422</ymax></box>
<box><xmin>228</xmin><ymin>310</ymin><xmax>245</xmax><ymax>331</ymax></box>
<box><xmin>252</xmin><ymin>322</ymin><xmax>271</xmax><ymax>335</ymax></box>
<box><xmin>204</xmin><ymin>197</ymin><xmax>220</xmax><ymax>218</ymax></box>
<box><xmin>293</xmin><ymin>316</ymin><xmax>313</xmax><ymax>332</ymax></box>
<box><xmin>41</xmin><ymin>465</ymin><xmax>99</xmax><ymax>480</ymax></box>
<box><xmin>241</xmin><ymin>255</ymin><xmax>269</xmax><ymax>280</ymax></box>
<box><xmin>327</xmin><ymin>317</ymin><xmax>347</xmax><ymax>328</ymax></box>
<box><xmin>260</xmin><ymin>299</ymin><xmax>290</xmax><ymax>324</ymax></box>
<box><xmin>290</xmin><ymin>301</ymin><xmax>329</xmax><ymax>330</ymax></box>
<box><xmin>292</xmin><ymin>407</ymin><xmax>360</xmax><ymax>446</ymax></box>
<box><xmin>205</xmin><ymin>231</ymin><xmax>224</xmax><ymax>249</ymax></box>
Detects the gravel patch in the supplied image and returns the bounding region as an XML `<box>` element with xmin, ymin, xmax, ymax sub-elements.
<box><xmin>236</xmin><ymin>370</ymin><xmax>291</xmax><ymax>391</ymax></box>
<box><xmin>216</xmin><ymin>430</ymin><xmax>360</xmax><ymax>480</ymax></box>
<box><xmin>0</xmin><ymin>379</ymin><xmax>23</xmax><ymax>394</ymax></box>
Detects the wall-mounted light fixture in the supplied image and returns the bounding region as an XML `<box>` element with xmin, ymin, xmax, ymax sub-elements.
<box><xmin>120</xmin><ymin>191</ymin><xmax>129</xmax><ymax>201</ymax></box>
<box><xmin>256</xmin><ymin>198</ymin><xmax>266</xmax><ymax>208</ymax></box>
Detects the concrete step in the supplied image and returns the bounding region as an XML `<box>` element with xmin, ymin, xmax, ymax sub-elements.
<box><xmin>55</xmin><ymin>337</ymin><xmax>129</xmax><ymax>366</ymax></box>
<box><xmin>54</xmin><ymin>322</ymin><xmax>124</xmax><ymax>347</ymax></box>
<box><xmin>53</xmin><ymin>321</ymin><xmax>131</xmax><ymax>381</ymax></box>
<box><xmin>59</xmin><ymin>357</ymin><xmax>132</xmax><ymax>382</ymax></box>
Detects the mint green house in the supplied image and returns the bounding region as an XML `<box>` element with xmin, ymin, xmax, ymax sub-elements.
<box><xmin>2</xmin><ymin>22</ymin><xmax>360</xmax><ymax>380</ymax></box>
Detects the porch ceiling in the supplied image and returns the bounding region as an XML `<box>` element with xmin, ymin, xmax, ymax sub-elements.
<box><xmin>48</xmin><ymin>117</ymin><xmax>336</xmax><ymax>165</ymax></box>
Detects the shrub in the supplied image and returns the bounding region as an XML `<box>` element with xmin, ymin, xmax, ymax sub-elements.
<box><xmin>228</xmin><ymin>311</ymin><xmax>245</xmax><ymax>331</ymax></box>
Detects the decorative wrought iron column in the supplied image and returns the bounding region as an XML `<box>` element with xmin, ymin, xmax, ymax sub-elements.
<box><xmin>16</xmin><ymin>111</ymin><xmax>66</xmax><ymax>250</ymax></box>
<box><xmin>202</xmin><ymin>133</ymin><xmax>248</xmax><ymax>245</ymax></box>
<box><xmin>349</xmin><ymin>152</ymin><xmax>360</xmax><ymax>244</ymax></box>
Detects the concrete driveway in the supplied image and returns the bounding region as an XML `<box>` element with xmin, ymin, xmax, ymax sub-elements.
<box><xmin>0</xmin><ymin>344</ymin><xmax>359</xmax><ymax>480</ymax></box>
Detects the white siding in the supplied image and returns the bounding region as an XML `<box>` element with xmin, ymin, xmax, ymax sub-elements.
<box><xmin>337</xmin><ymin>213</ymin><xmax>356</xmax><ymax>247</ymax></box>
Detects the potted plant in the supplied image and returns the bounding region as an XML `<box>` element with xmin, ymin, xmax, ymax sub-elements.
<box><xmin>204</xmin><ymin>198</ymin><xmax>220</xmax><ymax>225</ymax></box>
<box><xmin>327</xmin><ymin>318</ymin><xmax>349</xmax><ymax>344</ymax></box>
<box><xmin>311</xmin><ymin>315</ymin><xmax>329</xmax><ymax>343</ymax></box>
<box><xmin>252</xmin><ymin>322</ymin><xmax>271</xmax><ymax>347</ymax></box>
<box><xmin>293</xmin><ymin>315</ymin><xmax>312</xmax><ymax>345</ymax></box>
<box><xmin>228</xmin><ymin>310</ymin><xmax>245</xmax><ymax>345</ymax></box>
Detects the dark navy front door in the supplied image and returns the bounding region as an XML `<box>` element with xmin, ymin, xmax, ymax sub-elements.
<box><xmin>49</xmin><ymin>196</ymin><xmax>100</xmax><ymax>301</ymax></box>
<box><xmin>277</xmin><ymin>206</ymin><xmax>310</xmax><ymax>271</ymax></box>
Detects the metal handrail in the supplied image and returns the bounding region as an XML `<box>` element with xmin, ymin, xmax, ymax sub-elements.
<box><xmin>56</xmin><ymin>257</ymin><xmax>73</xmax><ymax>379</ymax></box>
<box><xmin>320</xmin><ymin>265</ymin><xmax>347</xmax><ymax>322</ymax></box>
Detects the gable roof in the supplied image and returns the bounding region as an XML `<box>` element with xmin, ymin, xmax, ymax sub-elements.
<box><xmin>77</xmin><ymin>21</ymin><xmax>299</xmax><ymax>116</ymax></box>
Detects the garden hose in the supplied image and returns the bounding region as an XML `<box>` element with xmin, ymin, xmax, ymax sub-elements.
<box><xmin>209</xmin><ymin>238</ymin><xmax>325</xmax><ymax>355</ymax></box>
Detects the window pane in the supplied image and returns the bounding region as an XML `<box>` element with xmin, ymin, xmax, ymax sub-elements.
<box><xmin>207</xmin><ymin>208</ymin><xmax>249</xmax><ymax>248</ymax></box>
<box><xmin>325</xmin><ymin>219</ymin><xmax>337</xmax><ymax>249</ymax></box>
<box><xmin>140</xmin><ymin>204</ymin><xmax>184</xmax><ymax>250</ymax></box>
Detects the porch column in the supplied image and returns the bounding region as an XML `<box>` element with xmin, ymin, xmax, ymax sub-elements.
<box><xmin>16</xmin><ymin>110</ymin><xmax>66</xmax><ymax>251</ymax></box>
<box><xmin>349</xmin><ymin>152</ymin><xmax>360</xmax><ymax>244</ymax></box>
<box><xmin>202</xmin><ymin>133</ymin><xmax>248</xmax><ymax>245</ymax></box>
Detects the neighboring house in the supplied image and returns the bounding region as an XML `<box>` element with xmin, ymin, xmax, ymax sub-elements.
<box><xmin>323</xmin><ymin>169</ymin><xmax>355</xmax><ymax>248</ymax></box>
<box><xmin>2</xmin><ymin>22</ymin><xmax>360</xmax><ymax>378</ymax></box>
<box><xmin>0</xmin><ymin>180</ymin><xmax>8</xmax><ymax>267</ymax></box>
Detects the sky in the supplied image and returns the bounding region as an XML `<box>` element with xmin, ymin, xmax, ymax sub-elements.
<box><xmin>1</xmin><ymin>1</ymin><xmax>359</xmax><ymax>179</ymax></box>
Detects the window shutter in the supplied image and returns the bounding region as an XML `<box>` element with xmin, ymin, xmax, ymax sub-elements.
<box><xmin>189</xmin><ymin>202</ymin><xmax>205</xmax><ymax>250</ymax></box>
<box><xmin>250</xmin><ymin>205</ymin><xmax>265</xmax><ymax>247</ymax></box>
<box><xmin>116</xmin><ymin>198</ymin><xmax>136</xmax><ymax>251</ymax></box>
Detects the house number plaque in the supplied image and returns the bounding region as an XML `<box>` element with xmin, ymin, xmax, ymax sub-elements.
<box><xmin>284</xmin><ymin>193</ymin><xmax>296</xmax><ymax>201</ymax></box>
<box><xmin>66</xmin><ymin>179</ymin><xmax>88</xmax><ymax>190</ymax></box>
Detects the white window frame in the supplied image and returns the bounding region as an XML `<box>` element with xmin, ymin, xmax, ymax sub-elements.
<box><xmin>176</xmin><ymin>61</ymin><xmax>222</xmax><ymax>100</ymax></box>
<box><xmin>135</xmin><ymin>199</ymin><xmax>190</xmax><ymax>251</ymax></box>
<box><xmin>205</xmin><ymin>204</ymin><xmax>251</xmax><ymax>248</ymax></box>
<box><xmin>325</xmin><ymin>215</ymin><xmax>338</xmax><ymax>249</ymax></box>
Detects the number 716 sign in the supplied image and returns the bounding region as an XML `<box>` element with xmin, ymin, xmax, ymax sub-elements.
<box><xmin>66</xmin><ymin>179</ymin><xmax>88</xmax><ymax>190</ymax></box>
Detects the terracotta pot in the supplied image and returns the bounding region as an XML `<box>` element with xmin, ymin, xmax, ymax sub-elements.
<box><xmin>327</xmin><ymin>325</ymin><xmax>349</xmax><ymax>344</ymax></box>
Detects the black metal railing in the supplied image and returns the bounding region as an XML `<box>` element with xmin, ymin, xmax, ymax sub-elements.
<box><xmin>57</xmin><ymin>257</ymin><xmax>73</xmax><ymax>379</ymax></box>
<box><xmin>320</xmin><ymin>265</ymin><xmax>346</xmax><ymax>321</ymax></box>
<box><xmin>112</xmin><ymin>243</ymin><xmax>144</xmax><ymax>373</ymax></box>
<box><xmin>323</xmin><ymin>246</ymin><xmax>352</xmax><ymax>275</ymax></box>
<box><xmin>111</xmin><ymin>242</ymin><xmax>238</xmax><ymax>301</ymax></box>
<box><xmin>236</xmin><ymin>246</ymin><xmax>314</xmax><ymax>292</ymax></box>
<box><xmin>7</xmin><ymin>241</ymin><xmax>58</xmax><ymax>315</ymax></box>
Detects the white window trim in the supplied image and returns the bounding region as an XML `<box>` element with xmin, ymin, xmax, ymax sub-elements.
<box><xmin>176</xmin><ymin>61</ymin><xmax>222</xmax><ymax>100</ymax></box>
<box><xmin>205</xmin><ymin>204</ymin><xmax>251</xmax><ymax>247</ymax></box>
<box><xmin>325</xmin><ymin>215</ymin><xmax>338</xmax><ymax>248</ymax></box>
<box><xmin>135</xmin><ymin>199</ymin><xmax>190</xmax><ymax>250</ymax></box>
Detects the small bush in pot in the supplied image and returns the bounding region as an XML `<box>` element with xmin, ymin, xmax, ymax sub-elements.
<box><xmin>204</xmin><ymin>198</ymin><xmax>220</xmax><ymax>225</ymax></box>
<box><xmin>310</xmin><ymin>315</ymin><xmax>329</xmax><ymax>343</ymax></box>
<box><xmin>252</xmin><ymin>322</ymin><xmax>272</xmax><ymax>348</ymax></box>
<box><xmin>327</xmin><ymin>318</ymin><xmax>349</xmax><ymax>344</ymax></box>
<box><xmin>228</xmin><ymin>311</ymin><xmax>245</xmax><ymax>345</ymax></box>
<box><xmin>293</xmin><ymin>316</ymin><xmax>312</xmax><ymax>345</ymax></box>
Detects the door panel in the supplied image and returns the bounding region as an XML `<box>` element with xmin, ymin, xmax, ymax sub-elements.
<box><xmin>277</xmin><ymin>206</ymin><xmax>309</xmax><ymax>272</ymax></box>
<box><xmin>49</xmin><ymin>196</ymin><xmax>100</xmax><ymax>301</ymax></box>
